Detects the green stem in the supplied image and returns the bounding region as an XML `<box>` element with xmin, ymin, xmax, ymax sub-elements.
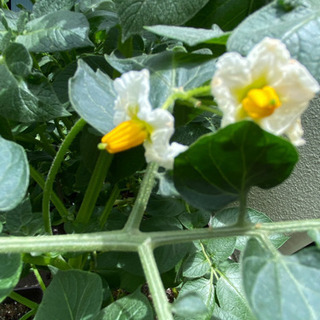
<box><xmin>2</xmin><ymin>218</ymin><xmax>320</xmax><ymax>254</ymax></box>
<box><xmin>99</xmin><ymin>184</ymin><xmax>120</xmax><ymax>229</ymax></box>
<box><xmin>237</xmin><ymin>191</ymin><xmax>248</xmax><ymax>226</ymax></box>
<box><xmin>31</xmin><ymin>265</ymin><xmax>46</xmax><ymax>291</ymax></box>
<box><xmin>42</xmin><ymin>118</ymin><xmax>86</xmax><ymax>234</ymax></box>
<box><xmin>20</xmin><ymin>309</ymin><xmax>37</xmax><ymax>320</ymax></box>
<box><xmin>30</xmin><ymin>165</ymin><xmax>69</xmax><ymax>220</ymax></box>
<box><xmin>76</xmin><ymin>152</ymin><xmax>113</xmax><ymax>225</ymax></box>
<box><xmin>138</xmin><ymin>240</ymin><xmax>174</xmax><ymax>320</ymax></box>
<box><xmin>9</xmin><ymin>291</ymin><xmax>38</xmax><ymax>310</ymax></box>
<box><xmin>123</xmin><ymin>162</ymin><xmax>158</xmax><ymax>231</ymax></box>
<box><xmin>161</xmin><ymin>85</ymin><xmax>212</xmax><ymax>110</ymax></box>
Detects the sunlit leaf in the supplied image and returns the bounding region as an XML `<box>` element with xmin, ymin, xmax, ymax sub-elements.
<box><xmin>243</xmin><ymin>239</ymin><xmax>320</xmax><ymax>320</ymax></box>
<box><xmin>114</xmin><ymin>0</ymin><xmax>209</xmax><ymax>40</ymax></box>
<box><xmin>0</xmin><ymin>137</ymin><xmax>29</xmax><ymax>211</ymax></box>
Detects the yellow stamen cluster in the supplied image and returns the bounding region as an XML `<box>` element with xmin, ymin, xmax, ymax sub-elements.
<box><xmin>98</xmin><ymin>120</ymin><xmax>148</xmax><ymax>153</ymax></box>
<box><xmin>242</xmin><ymin>86</ymin><xmax>281</xmax><ymax>119</ymax></box>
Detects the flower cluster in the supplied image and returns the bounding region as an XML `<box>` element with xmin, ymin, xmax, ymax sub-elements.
<box><xmin>99</xmin><ymin>69</ymin><xmax>187</xmax><ymax>169</ymax></box>
<box><xmin>211</xmin><ymin>37</ymin><xmax>319</xmax><ymax>146</ymax></box>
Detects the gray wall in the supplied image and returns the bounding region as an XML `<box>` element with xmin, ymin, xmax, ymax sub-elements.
<box><xmin>248</xmin><ymin>97</ymin><xmax>320</xmax><ymax>253</ymax></box>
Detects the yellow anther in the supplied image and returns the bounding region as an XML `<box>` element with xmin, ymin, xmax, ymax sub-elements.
<box><xmin>100</xmin><ymin>120</ymin><xmax>148</xmax><ymax>154</ymax></box>
<box><xmin>242</xmin><ymin>86</ymin><xmax>281</xmax><ymax>119</ymax></box>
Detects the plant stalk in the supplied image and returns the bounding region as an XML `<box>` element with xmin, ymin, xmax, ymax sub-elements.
<box><xmin>138</xmin><ymin>240</ymin><xmax>174</xmax><ymax>320</ymax></box>
<box><xmin>42</xmin><ymin>118</ymin><xmax>86</xmax><ymax>234</ymax></box>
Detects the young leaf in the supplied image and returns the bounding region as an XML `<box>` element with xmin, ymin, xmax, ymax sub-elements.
<box><xmin>213</xmin><ymin>263</ymin><xmax>255</xmax><ymax>320</ymax></box>
<box><xmin>243</xmin><ymin>239</ymin><xmax>320</xmax><ymax>320</ymax></box>
<box><xmin>145</xmin><ymin>25</ymin><xmax>230</xmax><ymax>46</ymax></box>
<box><xmin>96</xmin><ymin>289</ymin><xmax>154</xmax><ymax>320</ymax></box>
<box><xmin>69</xmin><ymin>59</ymin><xmax>116</xmax><ymax>134</ymax></box>
<box><xmin>16</xmin><ymin>11</ymin><xmax>93</xmax><ymax>52</ymax></box>
<box><xmin>114</xmin><ymin>0</ymin><xmax>209</xmax><ymax>40</ymax></box>
<box><xmin>0</xmin><ymin>137</ymin><xmax>29</xmax><ymax>211</ymax></box>
<box><xmin>0</xmin><ymin>253</ymin><xmax>22</xmax><ymax>303</ymax></box>
<box><xmin>35</xmin><ymin>270</ymin><xmax>103</xmax><ymax>320</ymax></box>
<box><xmin>173</xmin><ymin>121</ymin><xmax>298</xmax><ymax>211</ymax></box>
<box><xmin>227</xmin><ymin>0</ymin><xmax>320</xmax><ymax>81</ymax></box>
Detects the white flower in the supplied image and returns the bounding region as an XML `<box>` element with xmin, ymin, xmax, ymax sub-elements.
<box><xmin>99</xmin><ymin>69</ymin><xmax>187</xmax><ymax>169</ymax></box>
<box><xmin>211</xmin><ymin>37</ymin><xmax>319</xmax><ymax>146</ymax></box>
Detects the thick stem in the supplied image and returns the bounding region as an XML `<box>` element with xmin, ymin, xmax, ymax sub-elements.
<box><xmin>1</xmin><ymin>219</ymin><xmax>320</xmax><ymax>254</ymax></box>
<box><xmin>76</xmin><ymin>152</ymin><xmax>113</xmax><ymax>225</ymax></box>
<box><xmin>138</xmin><ymin>240</ymin><xmax>174</xmax><ymax>320</ymax></box>
<box><xmin>123</xmin><ymin>162</ymin><xmax>158</xmax><ymax>231</ymax></box>
<box><xmin>42</xmin><ymin>118</ymin><xmax>86</xmax><ymax>234</ymax></box>
<box><xmin>237</xmin><ymin>191</ymin><xmax>248</xmax><ymax>226</ymax></box>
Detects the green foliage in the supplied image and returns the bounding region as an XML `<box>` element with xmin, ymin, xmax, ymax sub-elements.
<box><xmin>0</xmin><ymin>253</ymin><xmax>22</xmax><ymax>303</ymax></box>
<box><xmin>174</xmin><ymin>121</ymin><xmax>298</xmax><ymax>211</ymax></box>
<box><xmin>114</xmin><ymin>0</ymin><xmax>209</xmax><ymax>40</ymax></box>
<box><xmin>145</xmin><ymin>25</ymin><xmax>230</xmax><ymax>47</ymax></box>
<box><xmin>96</xmin><ymin>289</ymin><xmax>154</xmax><ymax>319</ymax></box>
<box><xmin>0</xmin><ymin>1</ymin><xmax>318</xmax><ymax>320</ymax></box>
<box><xmin>0</xmin><ymin>137</ymin><xmax>29</xmax><ymax>211</ymax></box>
<box><xmin>16</xmin><ymin>11</ymin><xmax>93</xmax><ymax>53</ymax></box>
<box><xmin>35</xmin><ymin>270</ymin><xmax>103</xmax><ymax>320</ymax></box>
<box><xmin>243</xmin><ymin>239</ymin><xmax>320</xmax><ymax>320</ymax></box>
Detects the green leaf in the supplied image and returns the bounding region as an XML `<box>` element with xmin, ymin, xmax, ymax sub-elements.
<box><xmin>32</xmin><ymin>0</ymin><xmax>76</xmax><ymax>18</ymax></box>
<box><xmin>3</xmin><ymin>43</ymin><xmax>32</xmax><ymax>77</ymax></box>
<box><xmin>0</xmin><ymin>137</ymin><xmax>29</xmax><ymax>212</ymax></box>
<box><xmin>213</xmin><ymin>263</ymin><xmax>255</xmax><ymax>320</ymax></box>
<box><xmin>69</xmin><ymin>59</ymin><xmax>116</xmax><ymax>134</ymax></box>
<box><xmin>96</xmin><ymin>289</ymin><xmax>154</xmax><ymax>320</ymax></box>
<box><xmin>182</xmin><ymin>251</ymin><xmax>211</xmax><ymax>278</ymax></box>
<box><xmin>178</xmin><ymin>209</ymin><xmax>211</xmax><ymax>229</ymax></box>
<box><xmin>146</xmin><ymin>194</ymin><xmax>186</xmax><ymax>217</ymax></box>
<box><xmin>0</xmin><ymin>59</ymin><xmax>69</xmax><ymax>122</ymax></box>
<box><xmin>211</xmin><ymin>207</ymin><xmax>289</xmax><ymax>250</ymax></box>
<box><xmin>16</xmin><ymin>11</ymin><xmax>93</xmax><ymax>53</ymax></box>
<box><xmin>186</xmin><ymin>0</ymin><xmax>272</xmax><ymax>31</ymax></box>
<box><xmin>145</xmin><ymin>25</ymin><xmax>230</xmax><ymax>46</ymax></box>
<box><xmin>179</xmin><ymin>278</ymin><xmax>215</xmax><ymax>313</ymax></box>
<box><xmin>114</xmin><ymin>0</ymin><xmax>209</xmax><ymax>40</ymax></box>
<box><xmin>5</xmin><ymin>198</ymin><xmax>44</xmax><ymax>236</ymax></box>
<box><xmin>227</xmin><ymin>0</ymin><xmax>320</xmax><ymax>81</ymax></box>
<box><xmin>172</xmin><ymin>292</ymin><xmax>208</xmax><ymax>317</ymax></box>
<box><xmin>0</xmin><ymin>253</ymin><xmax>22</xmax><ymax>303</ymax></box>
<box><xmin>79</xmin><ymin>0</ymin><xmax>115</xmax><ymax>13</ymax></box>
<box><xmin>243</xmin><ymin>239</ymin><xmax>320</xmax><ymax>320</ymax></box>
<box><xmin>106</xmin><ymin>51</ymin><xmax>216</xmax><ymax>109</ymax></box>
<box><xmin>173</xmin><ymin>121</ymin><xmax>298</xmax><ymax>211</ymax></box>
<box><xmin>35</xmin><ymin>270</ymin><xmax>103</xmax><ymax>320</ymax></box>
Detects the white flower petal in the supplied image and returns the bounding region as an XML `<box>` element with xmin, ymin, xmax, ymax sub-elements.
<box><xmin>284</xmin><ymin>118</ymin><xmax>305</xmax><ymax>146</ymax></box>
<box><xmin>113</xmin><ymin>69</ymin><xmax>152</xmax><ymax>125</ymax></box>
<box><xmin>144</xmin><ymin>129</ymin><xmax>188</xmax><ymax>169</ymax></box>
<box><xmin>211</xmin><ymin>37</ymin><xmax>320</xmax><ymax>146</ymax></box>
